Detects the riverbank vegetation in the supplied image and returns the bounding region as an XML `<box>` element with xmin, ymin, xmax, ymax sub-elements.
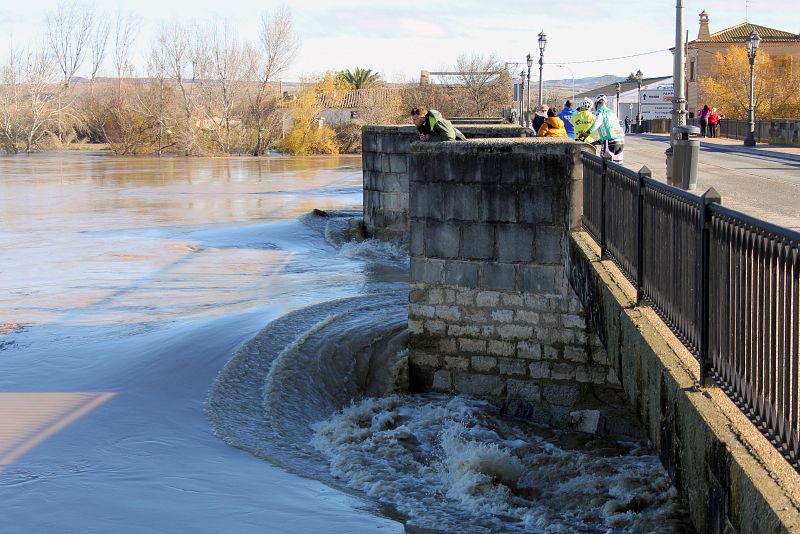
<box><xmin>1</xmin><ymin>2</ymin><xmax>512</xmax><ymax>157</ymax></box>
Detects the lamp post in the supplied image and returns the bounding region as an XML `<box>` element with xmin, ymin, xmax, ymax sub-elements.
<box><xmin>519</xmin><ymin>69</ymin><xmax>526</xmax><ymax>126</ymax></box>
<box><xmin>744</xmin><ymin>29</ymin><xmax>761</xmax><ymax>147</ymax></box>
<box><xmin>526</xmin><ymin>54</ymin><xmax>533</xmax><ymax>127</ymax></box>
<box><xmin>615</xmin><ymin>82</ymin><xmax>621</xmax><ymax>116</ymax></box>
<box><xmin>635</xmin><ymin>69</ymin><xmax>644</xmax><ymax>130</ymax></box>
<box><xmin>537</xmin><ymin>31</ymin><xmax>547</xmax><ymax>106</ymax></box>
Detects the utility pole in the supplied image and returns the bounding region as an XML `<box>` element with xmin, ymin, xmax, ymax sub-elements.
<box><xmin>672</xmin><ymin>0</ymin><xmax>687</xmax><ymax>129</ymax></box>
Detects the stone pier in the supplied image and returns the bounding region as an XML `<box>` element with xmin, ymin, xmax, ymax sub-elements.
<box><xmin>362</xmin><ymin>124</ymin><xmax>529</xmax><ymax>241</ymax></box>
<box><xmin>406</xmin><ymin>138</ymin><xmax>621</xmax><ymax>422</ymax></box>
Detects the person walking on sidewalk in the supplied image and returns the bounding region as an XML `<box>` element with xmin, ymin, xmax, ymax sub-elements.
<box><xmin>698</xmin><ymin>104</ymin><xmax>710</xmax><ymax>137</ymax></box>
<box><xmin>707</xmin><ymin>107</ymin><xmax>719</xmax><ymax>138</ymax></box>
<box><xmin>557</xmin><ymin>100</ymin><xmax>577</xmax><ymax>139</ymax></box>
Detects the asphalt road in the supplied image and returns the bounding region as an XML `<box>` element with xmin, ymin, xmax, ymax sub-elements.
<box><xmin>622</xmin><ymin>134</ymin><xmax>800</xmax><ymax>230</ymax></box>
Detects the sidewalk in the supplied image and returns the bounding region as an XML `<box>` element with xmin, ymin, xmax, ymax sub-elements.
<box><xmin>641</xmin><ymin>133</ymin><xmax>800</xmax><ymax>163</ymax></box>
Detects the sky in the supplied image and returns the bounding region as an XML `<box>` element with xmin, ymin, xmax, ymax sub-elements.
<box><xmin>0</xmin><ymin>0</ymin><xmax>798</xmax><ymax>83</ymax></box>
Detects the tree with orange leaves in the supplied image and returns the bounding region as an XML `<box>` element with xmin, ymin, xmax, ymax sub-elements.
<box><xmin>699</xmin><ymin>47</ymin><xmax>800</xmax><ymax>119</ymax></box>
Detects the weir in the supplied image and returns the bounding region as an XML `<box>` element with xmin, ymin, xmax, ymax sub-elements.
<box><xmin>368</xmin><ymin>131</ymin><xmax>800</xmax><ymax>533</ymax></box>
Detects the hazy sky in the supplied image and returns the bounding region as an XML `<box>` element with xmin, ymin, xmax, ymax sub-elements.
<box><xmin>1</xmin><ymin>0</ymin><xmax>798</xmax><ymax>82</ymax></box>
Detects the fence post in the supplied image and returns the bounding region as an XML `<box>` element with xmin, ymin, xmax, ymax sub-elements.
<box><xmin>600</xmin><ymin>153</ymin><xmax>611</xmax><ymax>259</ymax></box>
<box><xmin>699</xmin><ymin>186</ymin><xmax>722</xmax><ymax>386</ymax></box>
<box><xmin>636</xmin><ymin>166</ymin><xmax>651</xmax><ymax>305</ymax></box>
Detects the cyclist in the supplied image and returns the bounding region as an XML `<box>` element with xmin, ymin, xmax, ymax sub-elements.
<box><xmin>570</xmin><ymin>97</ymin><xmax>595</xmax><ymax>142</ymax></box>
<box><xmin>588</xmin><ymin>94</ymin><xmax>625</xmax><ymax>164</ymax></box>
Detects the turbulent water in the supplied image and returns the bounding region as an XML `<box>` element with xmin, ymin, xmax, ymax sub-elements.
<box><xmin>0</xmin><ymin>152</ymin><xmax>690</xmax><ymax>533</ymax></box>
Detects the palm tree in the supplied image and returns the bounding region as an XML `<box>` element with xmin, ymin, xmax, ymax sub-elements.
<box><xmin>338</xmin><ymin>68</ymin><xmax>382</xmax><ymax>90</ymax></box>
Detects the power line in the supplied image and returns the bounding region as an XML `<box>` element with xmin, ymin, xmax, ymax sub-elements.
<box><xmin>545</xmin><ymin>48</ymin><xmax>671</xmax><ymax>65</ymax></box>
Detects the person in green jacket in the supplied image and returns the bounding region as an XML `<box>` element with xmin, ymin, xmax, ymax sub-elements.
<box><xmin>410</xmin><ymin>107</ymin><xmax>466</xmax><ymax>142</ymax></box>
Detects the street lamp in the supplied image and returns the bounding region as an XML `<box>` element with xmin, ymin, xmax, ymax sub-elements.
<box><xmin>526</xmin><ymin>53</ymin><xmax>533</xmax><ymax>127</ymax></box>
<box><xmin>744</xmin><ymin>29</ymin><xmax>761</xmax><ymax>147</ymax></box>
<box><xmin>537</xmin><ymin>30</ymin><xmax>547</xmax><ymax>106</ymax></box>
<box><xmin>615</xmin><ymin>82</ymin><xmax>621</xmax><ymax>116</ymax></box>
<box><xmin>635</xmin><ymin>69</ymin><xmax>644</xmax><ymax>130</ymax></box>
<box><xmin>519</xmin><ymin>69</ymin><xmax>526</xmax><ymax>125</ymax></box>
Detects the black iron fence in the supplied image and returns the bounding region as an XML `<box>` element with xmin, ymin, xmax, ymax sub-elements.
<box><xmin>640</xmin><ymin>118</ymin><xmax>772</xmax><ymax>143</ymax></box>
<box><xmin>582</xmin><ymin>152</ymin><xmax>800</xmax><ymax>469</ymax></box>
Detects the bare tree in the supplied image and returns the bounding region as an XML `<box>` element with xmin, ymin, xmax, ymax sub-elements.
<box><xmin>88</xmin><ymin>15</ymin><xmax>110</xmax><ymax>90</ymax></box>
<box><xmin>248</xmin><ymin>6</ymin><xmax>299</xmax><ymax>155</ymax></box>
<box><xmin>46</xmin><ymin>1</ymin><xmax>94</xmax><ymax>87</ymax></box>
<box><xmin>195</xmin><ymin>20</ymin><xmax>248</xmax><ymax>153</ymax></box>
<box><xmin>455</xmin><ymin>52</ymin><xmax>507</xmax><ymax>116</ymax></box>
<box><xmin>158</xmin><ymin>22</ymin><xmax>198</xmax><ymax>155</ymax></box>
<box><xmin>137</xmin><ymin>41</ymin><xmax>178</xmax><ymax>155</ymax></box>
<box><xmin>46</xmin><ymin>1</ymin><xmax>94</xmax><ymax>142</ymax></box>
<box><xmin>0</xmin><ymin>44</ymin><xmax>63</xmax><ymax>153</ymax></box>
<box><xmin>113</xmin><ymin>11</ymin><xmax>139</xmax><ymax>81</ymax></box>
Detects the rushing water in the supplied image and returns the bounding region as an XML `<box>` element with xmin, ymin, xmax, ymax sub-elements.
<box><xmin>0</xmin><ymin>152</ymin><xmax>689</xmax><ymax>533</ymax></box>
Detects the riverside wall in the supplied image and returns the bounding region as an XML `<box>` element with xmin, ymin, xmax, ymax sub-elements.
<box><xmin>362</xmin><ymin>124</ymin><xmax>529</xmax><ymax>241</ymax></box>
<box><xmin>394</xmin><ymin>134</ymin><xmax>799</xmax><ymax>533</ymax></box>
<box><xmin>567</xmin><ymin>231</ymin><xmax>800</xmax><ymax>533</ymax></box>
<box><xmin>406</xmin><ymin>138</ymin><xmax>624</xmax><ymax>424</ymax></box>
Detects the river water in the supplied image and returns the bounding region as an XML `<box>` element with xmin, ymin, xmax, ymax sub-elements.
<box><xmin>0</xmin><ymin>152</ymin><xmax>689</xmax><ymax>533</ymax></box>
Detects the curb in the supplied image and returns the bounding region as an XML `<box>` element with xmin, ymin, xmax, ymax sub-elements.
<box><xmin>698</xmin><ymin>141</ymin><xmax>800</xmax><ymax>163</ymax></box>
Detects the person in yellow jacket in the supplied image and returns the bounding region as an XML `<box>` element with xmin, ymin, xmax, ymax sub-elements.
<box><xmin>537</xmin><ymin>108</ymin><xmax>568</xmax><ymax>137</ymax></box>
<box><xmin>570</xmin><ymin>97</ymin><xmax>595</xmax><ymax>142</ymax></box>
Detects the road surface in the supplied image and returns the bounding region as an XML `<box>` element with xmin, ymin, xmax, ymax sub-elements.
<box><xmin>622</xmin><ymin>134</ymin><xmax>800</xmax><ymax>230</ymax></box>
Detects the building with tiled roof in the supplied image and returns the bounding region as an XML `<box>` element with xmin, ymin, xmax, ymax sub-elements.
<box><xmin>680</xmin><ymin>10</ymin><xmax>800</xmax><ymax>112</ymax></box>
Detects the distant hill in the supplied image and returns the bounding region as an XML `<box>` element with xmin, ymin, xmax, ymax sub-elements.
<box><xmin>545</xmin><ymin>75</ymin><xmax>625</xmax><ymax>93</ymax></box>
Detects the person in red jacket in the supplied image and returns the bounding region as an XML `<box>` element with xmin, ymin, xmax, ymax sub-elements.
<box><xmin>707</xmin><ymin>107</ymin><xmax>720</xmax><ymax>138</ymax></box>
<box><xmin>537</xmin><ymin>108</ymin><xmax>568</xmax><ymax>137</ymax></box>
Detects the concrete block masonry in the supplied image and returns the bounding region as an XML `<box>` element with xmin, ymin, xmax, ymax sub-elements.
<box><xmin>407</xmin><ymin>138</ymin><xmax>622</xmax><ymax>423</ymax></box>
<box><xmin>362</xmin><ymin>124</ymin><xmax>530</xmax><ymax>241</ymax></box>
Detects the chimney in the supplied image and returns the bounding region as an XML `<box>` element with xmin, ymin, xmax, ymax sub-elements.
<box><xmin>698</xmin><ymin>10</ymin><xmax>711</xmax><ymax>40</ymax></box>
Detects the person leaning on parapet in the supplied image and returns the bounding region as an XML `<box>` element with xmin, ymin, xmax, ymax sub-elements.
<box><xmin>588</xmin><ymin>94</ymin><xmax>625</xmax><ymax>164</ymax></box>
<box><xmin>557</xmin><ymin>100</ymin><xmax>577</xmax><ymax>139</ymax></box>
<box><xmin>571</xmin><ymin>97</ymin><xmax>595</xmax><ymax>142</ymax></box>
<box><xmin>537</xmin><ymin>108</ymin><xmax>568</xmax><ymax>137</ymax></box>
<box><xmin>531</xmin><ymin>104</ymin><xmax>548</xmax><ymax>135</ymax></box>
<box><xmin>410</xmin><ymin>107</ymin><xmax>466</xmax><ymax>142</ymax></box>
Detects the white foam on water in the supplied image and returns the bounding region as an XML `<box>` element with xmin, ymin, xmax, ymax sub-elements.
<box><xmin>311</xmin><ymin>394</ymin><xmax>688</xmax><ymax>534</ymax></box>
<box><xmin>338</xmin><ymin>239</ymin><xmax>408</xmax><ymax>263</ymax></box>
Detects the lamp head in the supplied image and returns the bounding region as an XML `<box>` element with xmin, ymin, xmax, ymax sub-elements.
<box><xmin>526</xmin><ymin>53</ymin><xmax>533</xmax><ymax>68</ymax></box>
<box><xmin>747</xmin><ymin>29</ymin><xmax>761</xmax><ymax>58</ymax></box>
<box><xmin>538</xmin><ymin>31</ymin><xmax>547</xmax><ymax>54</ymax></box>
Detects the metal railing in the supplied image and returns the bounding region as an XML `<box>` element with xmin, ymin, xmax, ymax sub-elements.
<box><xmin>640</xmin><ymin>118</ymin><xmax>773</xmax><ymax>143</ymax></box>
<box><xmin>582</xmin><ymin>153</ymin><xmax>800</xmax><ymax>469</ymax></box>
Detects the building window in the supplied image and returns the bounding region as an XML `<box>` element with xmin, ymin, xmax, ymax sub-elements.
<box><xmin>690</xmin><ymin>60</ymin><xmax>696</xmax><ymax>82</ymax></box>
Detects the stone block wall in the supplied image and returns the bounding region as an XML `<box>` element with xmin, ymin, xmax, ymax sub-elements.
<box><xmin>362</xmin><ymin>124</ymin><xmax>530</xmax><ymax>241</ymax></box>
<box><xmin>769</xmin><ymin>119</ymin><xmax>800</xmax><ymax>147</ymax></box>
<box><xmin>407</xmin><ymin>138</ymin><xmax>621</xmax><ymax>420</ymax></box>
<box><xmin>567</xmin><ymin>230</ymin><xmax>800</xmax><ymax>534</ymax></box>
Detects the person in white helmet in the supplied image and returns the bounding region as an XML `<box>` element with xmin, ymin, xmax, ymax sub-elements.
<box><xmin>588</xmin><ymin>94</ymin><xmax>625</xmax><ymax>164</ymax></box>
<box><xmin>570</xmin><ymin>97</ymin><xmax>595</xmax><ymax>142</ymax></box>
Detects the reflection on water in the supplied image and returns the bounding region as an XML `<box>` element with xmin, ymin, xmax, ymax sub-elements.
<box><xmin>0</xmin><ymin>152</ymin><xmax>407</xmax><ymax>533</ymax></box>
<box><xmin>0</xmin><ymin>152</ymin><xmax>364</xmax><ymax>327</ymax></box>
